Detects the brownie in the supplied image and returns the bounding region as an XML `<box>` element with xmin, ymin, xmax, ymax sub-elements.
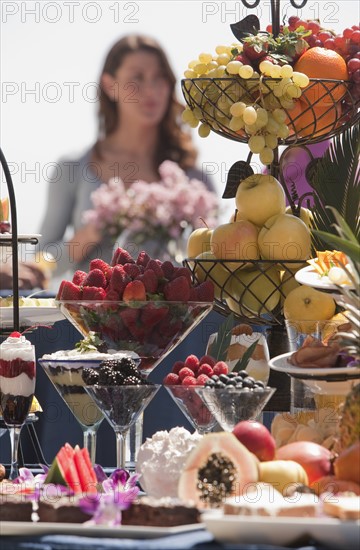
<box><xmin>38</xmin><ymin>495</ymin><xmax>92</xmax><ymax>523</ymax></box>
<box><xmin>0</xmin><ymin>493</ymin><xmax>33</xmax><ymax>522</ymax></box>
<box><xmin>122</xmin><ymin>497</ymin><xmax>200</xmax><ymax>527</ymax></box>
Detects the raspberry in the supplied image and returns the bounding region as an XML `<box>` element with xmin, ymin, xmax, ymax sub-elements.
<box><xmin>163</xmin><ymin>373</ymin><xmax>180</xmax><ymax>385</ymax></box>
<box><xmin>198</xmin><ymin>364</ymin><xmax>214</xmax><ymax>377</ymax></box>
<box><xmin>196</xmin><ymin>374</ymin><xmax>210</xmax><ymax>386</ymax></box>
<box><xmin>199</xmin><ymin>355</ymin><xmax>216</xmax><ymax>367</ymax></box>
<box><xmin>172</xmin><ymin>361</ymin><xmax>185</xmax><ymax>374</ymax></box>
<box><xmin>178</xmin><ymin>367</ymin><xmax>195</xmax><ymax>381</ymax></box>
<box><xmin>213</xmin><ymin>361</ymin><xmax>229</xmax><ymax>376</ymax></box>
<box><xmin>184</xmin><ymin>354</ymin><xmax>200</xmax><ymax>372</ymax></box>
<box><xmin>181</xmin><ymin>375</ymin><xmax>197</xmax><ymax>386</ymax></box>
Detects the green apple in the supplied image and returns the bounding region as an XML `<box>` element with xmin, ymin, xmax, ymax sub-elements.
<box><xmin>187</xmin><ymin>227</ymin><xmax>213</xmax><ymax>258</ymax></box>
<box><xmin>235</xmin><ymin>174</ymin><xmax>286</xmax><ymax>227</ymax></box>
<box><xmin>225</xmin><ymin>266</ymin><xmax>281</xmax><ymax>316</ymax></box>
<box><xmin>258</xmin><ymin>213</ymin><xmax>311</xmax><ymax>267</ymax></box>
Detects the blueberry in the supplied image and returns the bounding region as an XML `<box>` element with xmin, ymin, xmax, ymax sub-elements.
<box><xmin>226</xmin><ymin>379</ymin><xmax>237</xmax><ymax>386</ymax></box>
<box><xmin>237</xmin><ymin>370</ymin><xmax>249</xmax><ymax>378</ymax></box>
<box><xmin>210</xmin><ymin>375</ymin><xmax>219</xmax><ymax>382</ymax></box>
<box><xmin>227</xmin><ymin>372</ymin><xmax>237</xmax><ymax>378</ymax></box>
<box><xmin>234</xmin><ymin>376</ymin><xmax>243</xmax><ymax>384</ymax></box>
<box><xmin>241</xmin><ymin>387</ymin><xmax>251</xmax><ymax>393</ymax></box>
<box><xmin>215</xmin><ymin>381</ymin><xmax>226</xmax><ymax>388</ymax></box>
<box><xmin>243</xmin><ymin>378</ymin><xmax>255</xmax><ymax>388</ymax></box>
<box><xmin>219</xmin><ymin>374</ymin><xmax>229</xmax><ymax>383</ymax></box>
<box><xmin>254</xmin><ymin>380</ymin><xmax>265</xmax><ymax>388</ymax></box>
<box><xmin>205</xmin><ymin>380</ymin><xmax>216</xmax><ymax>388</ymax></box>
<box><xmin>235</xmin><ymin>383</ymin><xmax>244</xmax><ymax>389</ymax></box>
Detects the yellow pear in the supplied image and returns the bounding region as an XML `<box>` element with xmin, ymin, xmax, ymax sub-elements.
<box><xmin>258</xmin><ymin>460</ymin><xmax>308</xmax><ymax>495</ymax></box>
<box><xmin>284</xmin><ymin>285</ymin><xmax>336</xmax><ymax>333</ymax></box>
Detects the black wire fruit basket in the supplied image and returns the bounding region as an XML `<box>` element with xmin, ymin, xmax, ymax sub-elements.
<box><xmin>181</xmin><ymin>77</ymin><xmax>359</xmax><ymax>146</ymax></box>
<box><xmin>184</xmin><ymin>258</ymin><xmax>307</xmax><ymax>326</ymax></box>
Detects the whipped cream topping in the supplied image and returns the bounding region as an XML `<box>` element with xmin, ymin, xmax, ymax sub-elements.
<box><xmin>0</xmin><ymin>335</ymin><xmax>35</xmax><ymax>362</ymax></box>
<box><xmin>0</xmin><ymin>372</ymin><xmax>35</xmax><ymax>397</ymax></box>
<box><xmin>41</xmin><ymin>349</ymin><xmax>139</xmax><ymax>361</ymax></box>
<box><xmin>136</xmin><ymin>427</ymin><xmax>202</xmax><ymax>499</ymax></box>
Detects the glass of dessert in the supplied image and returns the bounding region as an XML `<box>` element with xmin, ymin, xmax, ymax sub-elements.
<box><xmin>0</xmin><ymin>332</ymin><xmax>36</xmax><ymax>479</ymax></box>
<box><xmin>164</xmin><ymin>386</ymin><xmax>218</xmax><ymax>435</ymax></box>
<box><xmin>38</xmin><ymin>348</ymin><xmax>139</xmax><ymax>464</ymax></box>
<box><xmin>82</xmin><ymin>359</ymin><xmax>160</xmax><ymax>470</ymax></box>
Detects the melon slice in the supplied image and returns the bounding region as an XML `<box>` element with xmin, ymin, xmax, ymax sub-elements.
<box><xmin>45</xmin><ymin>443</ymin><xmax>97</xmax><ymax>495</ymax></box>
<box><xmin>178</xmin><ymin>432</ymin><xmax>259</xmax><ymax>508</ymax></box>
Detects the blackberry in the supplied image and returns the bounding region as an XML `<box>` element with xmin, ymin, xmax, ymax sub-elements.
<box><xmin>114</xmin><ymin>372</ymin><xmax>126</xmax><ymax>386</ymax></box>
<box><xmin>117</xmin><ymin>357</ymin><xmax>139</xmax><ymax>374</ymax></box>
<box><xmin>123</xmin><ymin>375</ymin><xmax>141</xmax><ymax>386</ymax></box>
<box><xmin>82</xmin><ymin>368</ymin><xmax>99</xmax><ymax>385</ymax></box>
<box><xmin>98</xmin><ymin>366</ymin><xmax>115</xmax><ymax>385</ymax></box>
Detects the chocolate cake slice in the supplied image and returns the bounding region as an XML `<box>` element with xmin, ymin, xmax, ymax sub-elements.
<box><xmin>122</xmin><ymin>497</ymin><xmax>201</xmax><ymax>527</ymax></box>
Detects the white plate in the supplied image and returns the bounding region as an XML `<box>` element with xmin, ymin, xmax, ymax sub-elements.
<box><xmin>0</xmin><ymin>233</ymin><xmax>42</xmax><ymax>244</ymax></box>
<box><xmin>0</xmin><ymin>306</ymin><xmax>65</xmax><ymax>328</ymax></box>
<box><xmin>295</xmin><ymin>265</ymin><xmax>354</xmax><ymax>290</ymax></box>
<box><xmin>0</xmin><ymin>521</ymin><xmax>204</xmax><ymax>538</ymax></box>
<box><xmin>269</xmin><ymin>352</ymin><xmax>360</xmax><ymax>394</ymax></box>
<box><xmin>202</xmin><ymin>513</ymin><xmax>360</xmax><ymax>548</ymax></box>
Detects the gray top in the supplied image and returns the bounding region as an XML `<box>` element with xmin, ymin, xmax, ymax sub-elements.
<box><xmin>38</xmin><ymin>149</ymin><xmax>217</xmax><ymax>277</ymax></box>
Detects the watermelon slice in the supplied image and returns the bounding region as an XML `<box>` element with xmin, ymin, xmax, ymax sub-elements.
<box><xmin>45</xmin><ymin>443</ymin><xmax>97</xmax><ymax>495</ymax></box>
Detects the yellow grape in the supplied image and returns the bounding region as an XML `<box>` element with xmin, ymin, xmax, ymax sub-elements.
<box><xmin>280</xmin><ymin>96</ymin><xmax>296</xmax><ymax>109</ymax></box>
<box><xmin>229</xmin><ymin>116</ymin><xmax>245</xmax><ymax>131</ymax></box>
<box><xmin>272</xmin><ymin>108</ymin><xmax>287</xmax><ymax>124</ymax></box>
<box><xmin>292</xmin><ymin>72</ymin><xmax>310</xmax><ymax>88</ymax></box>
<box><xmin>255</xmin><ymin>108</ymin><xmax>269</xmax><ymax>128</ymax></box>
<box><xmin>199</xmin><ymin>53</ymin><xmax>213</xmax><ymax>64</ymax></box>
<box><xmin>259</xmin><ymin>60</ymin><xmax>273</xmax><ymax>76</ymax></box>
<box><xmin>181</xmin><ymin>108</ymin><xmax>195</xmax><ymax>123</ymax></box>
<box><xmin>216</xmin><ymin>65</ymin><xmax>227</xmax><ymax>76</ymax></box>
<box><xmin>198</xmin><ymin>123</ymin><xmax>211</xmax><ymax>137</ymax></box>
<box><xmin>249</xmin><ymin>135</ymin><xmax>266</xmax><ymax>154</ymax></box>
<box><xmin>265</xmin><ymin>133</ymin><xmax>278</xmax><ymax>149</ymax></box>
<box><xmin>188</xmin><ymin>60</ymin><xmax>198</xmax><ymax>69</ymax></box>
<box><xmin>243</xmin><ymin>106</ymin><xmax>257</xmax><ymax>125</ymax></box>
<box><xmin>269</xmin><ymin>64</ymin><xmax>282</xmax><ymax>78</ymax></box>
<box><xmin>215</xmin><ymin>45</ymin><xmax>228</xmax><ymax>55</ymax></box>
<box><xmin>277</xmin><ymin>123</ymin><xmax>290</xmax><ymax>139</ymax></box>
<box><xmin>239</xmin><ymin>64</ymin><xmax>254</xmax><ymax>79</ymax></box>
<box><xmin>259</xmin><ymin>147</ymin><xmax>275</xmax><ymax>165</ymax></box>
<box><xmin>230</xmin><ymin>101</ymin><xmax>247</xmax><ymax>117</ymax></box>
<box><xmin>216</xmin><ymin>53</ymin><xmax>231</xmax><ymax>65</ymax></box>
<box><xmin>207</xmin><ymin>61</ymin><xmax>219</xmax><ymax>71</ymax></box>
<box><xmin>227</xmin><ymin>60</ymin><xmax>243</xmax><ymax>74</ymax></box>
<box><xmin>285</xmin><ymin>83</ymin><xmax>302</xmax><ymax>99</ymax></box>
<box><xmin>245</xmin><ymin>123</ymin><xmax>258</xmax><ymax>134</ymax></box>
<box><xmin>266</xmin><ymin>116</ymin><xmax>280</xmax><ymax>135</ymax></box>
<box><xmin>194</xmin><ymin>63</ymin><xmax>208</xmax><ymax>75</ymax></box>
<box><xmin>280</xmin><ymin>65</ymin><xmax>293</xmax><ymax>78</ymax></box>
<box><xmin>184</xmin><ymin>69</ymin><xmax>197</xmax><ymax>78</ymax></box>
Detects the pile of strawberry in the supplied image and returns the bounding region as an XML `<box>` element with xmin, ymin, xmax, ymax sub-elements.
<box><xmin>163</xmin><ymin>354</ymin><xmax>229</xmax><ymax>386</ymax></box>
<box><xmin>56</xmin><ymin>247</ymin><xmax>214</xmax><ymax>303</ymax></box>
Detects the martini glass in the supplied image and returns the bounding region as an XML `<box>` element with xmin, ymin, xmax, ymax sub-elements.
<box><xmin>85</xmin><ymin>384</ymin><xmax>160</xmax><ymax>469</ymax></box>
<box><xmin>164</xmin><ymin>385</ymin><xmax>217</xmax><ymax>434</ymax></box>
<box><xmin>38</xmin><ymin>357</ymin><xmax>104</xmax><ymax>463</ymax></box>
<box><xmin>57</xmin><ymin>301</ymin><xmax>213</xmax><ymax>377</ymax></box>
<box><xmin>195</xmin><ymin>386</ymin><xmax>276</xmax><ymax>432</ymax></box>
<box><xmin>0</xmin><ymin>342</ymin><xmax>36</xmax><ymax>480</ymax></box>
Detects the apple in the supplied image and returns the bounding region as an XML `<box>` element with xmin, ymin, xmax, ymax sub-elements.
<box><xmin>187</xmin><ymin>226</ymin><xmax>213</xmax><ymax>259</ymax></box>
<box><xmin>284</xmin><ymin>286</ymin><xmax>336</xmax><ymax>330</ymax></box>
<box><xmin>276</xmin><ymin>441</ymin><xmax>332</xmax><ymax>484</ymax></box>
<box><xmin>232</xmin><ymin>420</ymin><xmax>276</xmax><ymax>461</ymax></box>
<box><xmin>194</xmin><ymin>251</ymin><xmax>232</xmax><ymax>300</ymax></box>
<box><xmin>235</xmin><ymin>174</ymin><xmax>286</xmax><ymax>227</ymax></box>
<box><xmin>258</xmin><ymin>213</ymin><xmax>311</xmax><ymax>266</ymax></box>
<box><xmin>210</xmin><ymin>220</ymin><xmax>259</xmax><ymax>271</ymax></box>
<box><xmin>311</xmin><ymin>475</ymin><xmax>360</xmax><ymax>496</ymax></box>
<box><xmin>285</xmin><ymin>205</ymin><xmax>313</xmax><ymax>228</ymax></box>
<box><xmin>225</xmin><ymin>265</ymin><xmax>281</xmax><ymax>316</ymax></box>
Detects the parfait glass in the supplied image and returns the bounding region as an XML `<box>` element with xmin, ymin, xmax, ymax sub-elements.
<box><xmin>38</xmin><ymin>358</ymin><xmax>104</xmax><ymax>463</ymax></box>
<box><xmin>0</xmin><ymin>340</ymin><xmax>36</xmax><ymax>479</ymax></box>
<box><xmin>164</xmin><ymin>385</ymin><xmax>217</xmax><ymax>434</ymax></box>
<box><xmin>85</xmin><ymin>384</ymin><xmax>160</xmax><ymax>469</ymax></box>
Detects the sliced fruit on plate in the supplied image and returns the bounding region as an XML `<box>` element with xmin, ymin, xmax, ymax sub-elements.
<box><xmin>307</xmin><ymin>250</ymin><xmax>348</xmax><ymax>276</ymax></box>
<box><xmin>45</xmin><ymin>443</ymin><xmax>97</xmax><ymax>494</ymax></box>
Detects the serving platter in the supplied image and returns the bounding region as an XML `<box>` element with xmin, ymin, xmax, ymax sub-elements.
<box><xmin>0</xmin><ymin>306</ymin><xmax>64</xmax><ymax>329</ymax></box>
<box><xmin>295</xmin><ymin>265</ymin><xmax>354</xmax><ymax>290</ymax></box>
<box><xmin>0</xmin><ymin>521</ymin><xmax>205</xmax><ymax>538</ymax></box>
<box><xmin>269</xmin><ymin>352</ymin><xmax>360</xmax><ymax>394</ymax></box>
<box><xmin>202</xmin><ymin>513</ymin><xmax>360</xmax><ymax>548</ymax></box>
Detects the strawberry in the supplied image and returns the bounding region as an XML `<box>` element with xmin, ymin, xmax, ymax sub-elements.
<box><xmin>196</xmin><ymin>280</ymin><xmax>214</xmax><ymax>302</ymax></box>
<box><xmin>188</xmin><ymin>287</ymin><xmax>199</xmax><ymax>301</ymax></box>
<box><xmin>72</xmin><ymin>270</ymin><xmax>87</xmax><ymax>285</ymax></box>
<box><xmin>104</xmin><ymin>288</ymin><xmax>119</xmax><ymax>301</ymax></box>
<box><xmin>82</xmin><ymin>269</ymin><xmax>107</xmax><ymax>289</ymax></box>
<box><xmin>109</xmin><ymin>265</ymin><xmax>131</xmax><ymax>297</ymax></box>
<box><xmin>171</xmin><ymin>266</ymin><xmax>192</xmax><ymax>285</ymax></box>
<box><xmin>137</xmin><ymin>269</ymin><xmax>158</xmax><ymax>293</ymax></box>
<box><xmin>178</xmin><ymin>367</ymin><xmax>195</xmax><ymax>381</ymax></box>
<box><xmin>123</xmin><ymin>280</ymin><xmax>146</xmax><ymax>302</ymax></box>
<box><xmin>161</xmin><ymin>260</ymin><xmax>175</xmax><ymax>280</ymax></box>
<box><xmin>163</xmin><ymin>276</ymin><xmax>190</xmax><ymax>302</ymax></box>
<box><xmin>111</xmin><ymin>247</ymin><xmax>134</xmax><ymax>266</ymax></box>
<box><xmin>172</xmin><ymin>360</ymin><xmax>185</xmax><ymax>374</ymax></box>
<box><xmin>235</xmin><ymin>52</ymin><xmax>252</xmax><ymax>65</ymax></box>
<box><xmin>136</xmin><ymin>251</ymin><xmax>150</xmax><ymax>268</ymax></box>
<box><xmin>119</xmin><ymin>308</ymin><xmax>145</xmax><ymax>341</ymax></box>
<box><xmin>56</xmin><ymin>280</ymin><xmax>66</xmax><ymax>300</ymax></box>
<box><xmin>59</xmin><ymin>281</ymin><xmax>82</xmax><ymax>300</ymax></box>
<box><xmin>163</xmin><ymin>373</ymin><xmax>180</xmax><ymax>385</ymax></box>
<box><xmin>89</xmin><ymin>259</ymin><xmax>113</xmax><ymax>281</ymax></box>
<box><xmin>145</xmin><ymin>259</ymin><xmax>164</xmax><ymax>279</ymax></box>
<box><xmin>123</xmin><ymin>263</ymin><xmax>142</xmax><ymax>279</ymax></box>
<box><xmin>141</xmin><ymin>302</ymin><xmax>169</xmax><ymax>328</ymax></box>
<box><xmin>82</xmin><ymin>286</ymin><xmax>106</xmax><ymax>300</ymax></box>
<box><xmin>243</xmin><ymin>34</ymin><xmax>269</xmax><ymax>62</ymax></box>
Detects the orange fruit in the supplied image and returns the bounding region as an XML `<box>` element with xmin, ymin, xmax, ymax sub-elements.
<box><xmin>292</xmin><ymin>103</ymin><xmax>340</xmax><ymax>138</ymax></box>
<box><xmin>294</xmin><ymin>47</ymin><xmax>349</xmax><ymax>106</ymax></box>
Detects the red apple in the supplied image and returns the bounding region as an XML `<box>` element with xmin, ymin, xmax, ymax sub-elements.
<box><xmin>276</xmin><ymin>441</ymin><xmax>333</xmax><ymax>484</ymax></box>
<box><xmin>232</xmin><ymin>420</ymin><xmax>276</xmax><ymax>461</ymax></box>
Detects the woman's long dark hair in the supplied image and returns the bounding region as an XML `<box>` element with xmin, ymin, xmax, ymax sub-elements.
<box><xmin>97</xmin><ymin>34</ymin><xmax>197</xmax><ymax>170</ymax></box>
